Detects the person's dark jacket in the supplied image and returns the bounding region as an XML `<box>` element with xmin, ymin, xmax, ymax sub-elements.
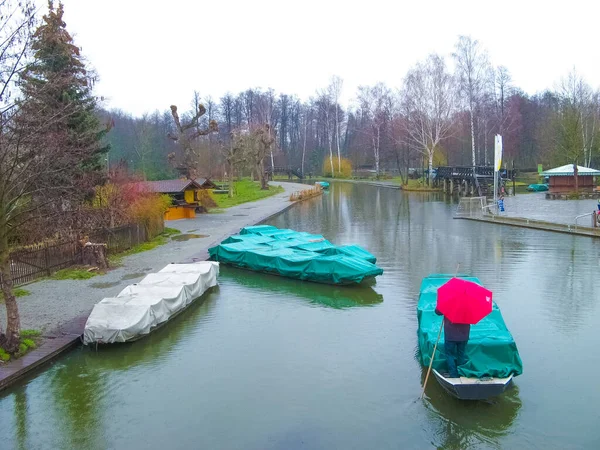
<box><xmin>435</xmin><ymin>308</ymin><xmax>470</xmax><ymax>342</ymax></box>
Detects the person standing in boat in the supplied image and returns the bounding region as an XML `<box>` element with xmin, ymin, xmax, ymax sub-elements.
<box><xmin>435</xmin><ymin>308</ymin><xmax>470</xmax><ymax>378</ymax></box>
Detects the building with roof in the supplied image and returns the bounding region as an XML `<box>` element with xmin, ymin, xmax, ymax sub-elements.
<box><xmin>540</xmin><ymin>164</ymin><xmax>600</xmax><ymax>195</ymax></box>
<box><xmin>140</xmin><ymin>178</ymin><xmax>217</xmax><ymax>220</ymax></box>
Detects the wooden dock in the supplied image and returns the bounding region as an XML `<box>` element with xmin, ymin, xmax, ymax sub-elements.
<box><xmin>456</xmin><ymin>214</ymin><xmax>600</xmax><ymax>238</ymax></box>
<box><xmin>0</xmin><ymin>315</ymin><xmax>86</xmax><ymax>393</ymax></box>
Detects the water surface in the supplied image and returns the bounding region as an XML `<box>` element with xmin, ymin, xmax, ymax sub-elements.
<box><xmin>1</xmin><ymin>183</ymin><xmax>599</xmax><ymax>449</ymax></box>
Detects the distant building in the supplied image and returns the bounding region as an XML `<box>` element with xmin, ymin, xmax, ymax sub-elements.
<box><xmin>541</xmin><ymin>164</ymin><xmax>600</xmax><ymax>193</ymax></box>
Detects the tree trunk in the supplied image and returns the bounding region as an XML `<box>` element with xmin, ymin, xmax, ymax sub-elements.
<box><xmin>302</xmin><ymin>116</ymin><xmax>308</xmax><ymax>176</ymax></box>
<box><xmin>336</xmin><ymin>113</ymin><xmax>341</xmax><ymax>174</ymax></box>
<box><xmin>0</xmin><ymin>241</ymin><xmax>20</xmax><ymax>353</ymax></box>
<box><xmin>574</xmin><ymin>162</ymin><xmax>579</xmax><ymax>192</ymax></box>
<box><xmin>81</xmin><ymin>242</ymin><xmax>109</xmax><ymax>269</ymax></box>
<box><xmin>428</xmin><ymin>151</ymin><xmax>434</xmax><ymax>185</ymax></box>
<box><xmin>470</xmin><ymin>106</ymin><xmax>476</xmax><ymax>167</ymax></box>
<box><xmin>328</xmin><ymin>132</ymin><xmax>334</xmax><ymax>178</ymax></box>
<box><xmin>258</xmin><ymin>160</ymin><xmax>268</xmax><ymax>190</ymax></box>
<box><xmin>228</xmin><ymin>161</ymin><xmax>234</xmax><ymax>198</ymax></box>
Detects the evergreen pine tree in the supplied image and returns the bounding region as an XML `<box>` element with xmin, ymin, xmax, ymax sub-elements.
<box><xmin>18</xmin><ymin>1</ymin><xmax>108</xmax><ymax>194</ymax></box>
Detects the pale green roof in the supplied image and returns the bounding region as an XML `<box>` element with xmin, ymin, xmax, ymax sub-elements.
<box><xmin>541</xmin><ymin>164</ymin><xmax>600</xmax><ymax>176</ymax></box>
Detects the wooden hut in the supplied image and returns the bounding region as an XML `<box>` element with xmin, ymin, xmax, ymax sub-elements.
<box><xmin>140</xmin><ymin>179</ymin><xmax>205</xmax><ymax>220</ymax></box>
<box><xmin>541</xmin><ymin>164</ymin><xmax>600</xmax><ymax>194</ymax></box>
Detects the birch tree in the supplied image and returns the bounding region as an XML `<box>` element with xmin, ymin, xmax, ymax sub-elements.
<box><xmin>329</xmin><ymin>75</ymin><xmax>344</xmax><ymax>173</ymax></box>
<box><xmin>453</xmin><ymin>35</ymin><xmax>489</xmax><ymax>167</ymax></box>
<box><xmin>357</xmin><ymin>83</ymin><xmax>391</xmax><ymax>178</ymax></box>
<box><xmin>402</xmin><ymin>54</ymin><xmax>456</xmax><ymax>182</ymax></box>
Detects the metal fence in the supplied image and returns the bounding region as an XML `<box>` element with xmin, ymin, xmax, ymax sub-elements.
<box><xmin>1</xmin><ymin>222</ymin><xmax>157</xmax><ymax>288</ymax></box>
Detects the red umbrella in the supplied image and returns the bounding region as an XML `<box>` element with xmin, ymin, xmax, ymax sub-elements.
<box><xmin>436</xmin><ymin>277</ymin><xmax>493</xmax><ymax>324</ymax></box>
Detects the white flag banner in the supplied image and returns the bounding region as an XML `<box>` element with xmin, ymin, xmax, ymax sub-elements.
<box><xmin>495</xmin><ymin>135</ymin><xmax>503</xmax><ymax>172</ymax></box>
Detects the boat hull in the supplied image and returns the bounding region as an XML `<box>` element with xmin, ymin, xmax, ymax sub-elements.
<box><xmin>433</xmin><ymin>369</ymin><xmax>513</xmax><ymax>400</ymax></box>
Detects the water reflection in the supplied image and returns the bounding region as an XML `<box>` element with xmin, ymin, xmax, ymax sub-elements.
<box><xmin>2</xmin><ymin>182</ymin><xmax>600</xmax><ymax>449</ymax></box>
<box><xmin>14</xmin><ymin>390</ymin><xmax>27</xmax><ymax>450</ymax></box>
<box><xmin>84</xmin><ymin>289</ymin><xmax>218</xmax><ymax>370</ymax></box>
<box><xmin>424</xmin><ymin>382</ymin><xmax>522</xmax><ymax>450</ymax></box>
<box><xmin>220</xmin><ymin>266</ymin><xmax>383</xmax><ymax>308</ymax></box>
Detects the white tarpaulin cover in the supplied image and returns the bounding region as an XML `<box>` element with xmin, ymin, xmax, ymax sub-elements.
<box><xmin>83</xmin><ymin>261</ymin><xmax>219</xmax><ymax>344</ymax></box>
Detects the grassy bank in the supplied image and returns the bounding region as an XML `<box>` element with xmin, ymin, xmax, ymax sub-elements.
<box><xmin>108</xmin><ymin>227</ymin><xmax>180</xmax><ymax>266</ymax></box>
<box><xmin>0</xmin><ymin>288</ymin><xmax>30</xmax><ymax>304</ymax></box>
<box><xmin>212</xmin><ymin>180</ymin><xmax>284</xmax><ymax>208</ymax></box>
<box><xmin>0</xmin><ymin>329</ymin><xmax>41</xmax><ymax>362</ymax></box>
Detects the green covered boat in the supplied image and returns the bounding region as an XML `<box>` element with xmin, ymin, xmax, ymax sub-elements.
<box><xmin>417</xmin><ymin>274</ymin><xmax>523</xmax><ymax>400</ymax></box>
<box><xmin>209</xmin><ymin>225</ymin><xmax>383</xmax><ymax>285</ymax></box>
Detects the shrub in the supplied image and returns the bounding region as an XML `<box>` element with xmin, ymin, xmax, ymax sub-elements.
<box><xmin>196</xmin><ymin>190</ymin><xmax>217</xmax><ymax>209</ymax></box>
<box><xmin>22</xmin><ymin>339</ymin><xmax>36</xmax><ymax>349</ymax></box>
<box><xmin>323</xmin><ymin>157</ymin><xmax>352</xmax><ymax>178</ymax></box>
<box><xmin>129</xmin><ymin>194</ymin><xmax>171</xmax><ymax>239</ymax></box>
<box><xmin>0</xmin><ymin>348</ymin><xmax>10</xmax><ymax>361</ymax></box>
<box><xmin>18</xmin><ymin>343</ymin><xmax>27</xmax><ymax>354</ymax></box>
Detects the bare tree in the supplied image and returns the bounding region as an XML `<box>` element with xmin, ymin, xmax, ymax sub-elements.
<box><xmin>553</xmin><ymin>69</ymin><xmax>600</xmax><ymax>170</ymax></box>
<box><xmin>329</xmin><ymin>75</ymin><xmax>344</xmax><ymax>173</ymax></box>
<box><xmin>402</xmin><ymin>54</ymin><xmax>457</xmax><ymax>182</ymax></box>
<box><xmin>357</xmin><ymin>83</ymin><xmax>391</xmax><ymax>177</ymax></box>
<box><xmin>222</xmin><ymin>128</ymin><xmax>249</xmax><ymax>198</ymax></box>
<box><xmin>453</xmin><ymin>35</ymin><xmax>490</xmax><ymax>167</ymax></box>
<box><xmin>167</xmin><ymin>98</ymin><xmax>218</xmax><ymax>179</ymax></box>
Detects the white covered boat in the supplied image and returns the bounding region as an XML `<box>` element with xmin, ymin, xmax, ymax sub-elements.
<box><xmin>83</xmin><ymin>261</ymin><xmax>219</xmax><ymax>344</ymax></box>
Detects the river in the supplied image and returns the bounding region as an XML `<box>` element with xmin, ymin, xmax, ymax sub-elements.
<box><xmin>1</xmin><ymin>182</ymin><xmax>599</xmax><ymax>449</ymax></box>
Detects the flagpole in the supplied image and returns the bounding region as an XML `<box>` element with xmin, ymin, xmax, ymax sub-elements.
<box><xmin>494</xmin><ymin>135</ymin><xmax>502</xmax><ymax>214</ymax></box>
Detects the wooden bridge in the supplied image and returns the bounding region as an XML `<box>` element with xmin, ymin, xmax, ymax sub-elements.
<box><xmin>266</xmin><ymin>166</ymin><xmax>304</xmax><ymax>180</ymax></box>
<box><xmin>434</xmin><ymin>166</ymin><xmax>516</xmax><ymax>197</ymax></box>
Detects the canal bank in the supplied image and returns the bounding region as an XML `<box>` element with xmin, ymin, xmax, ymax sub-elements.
<box><xmin>2</xmin><ymin>182</ymin><xmax>600</xmax><ymax>449</ymax></box>
<box><xmin>0</xmin><ymin>181</ymin><xmax>307</xmax><ymax>392</ymax></box>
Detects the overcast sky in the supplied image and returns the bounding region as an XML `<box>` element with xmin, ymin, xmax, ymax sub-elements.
<box><xmin>52</xmin><ymin>0</ymin><xmax>600</xmax><ymax>117</ymax></box>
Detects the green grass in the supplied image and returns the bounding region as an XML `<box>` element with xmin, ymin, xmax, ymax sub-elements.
<box><xmin>163</xmin><ymin>227</ymin><xmax>181</xmax><ymax>236</ymax></box>
<box><xmin>108</xmin><ymin>229</ymin><xmax>176</xmax><ymax>267</ymax></box>
<box><xmin>0</xmin><ymin>334</ymin><xmax>41</xmax><ymax>361</ymax></box>
<box><xmin>213</xmin><ymin>180</ymin><xmax>285</xmax><ymax>208</ymax></box>
<box><xmin>51</xmin><ymin>268</ymin><xmax>99</xmax><ymax>280</ymax></box>
<box><xmin>21</xmin><ymin>329</ymin><xmax>41</xmax><ymax>338</ymax></box>
<box><xmin>22</xmin><ymin>338</ymin><xmax>36</xmax><ymax>349</ymax></box>
<box><xmin>0</xmin><ymin>288</ymin><xmax>31</xmax><ymax>303</ymax></box>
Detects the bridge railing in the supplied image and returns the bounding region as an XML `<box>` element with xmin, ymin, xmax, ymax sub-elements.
<box><xmin>436</xmin><ymin>166</ymin><xmax>516</xmax><ymax>179</ymax></box>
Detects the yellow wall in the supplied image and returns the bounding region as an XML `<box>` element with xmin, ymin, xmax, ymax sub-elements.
<box><xmin>164</xmin><ymin>206</ymin><xmax>196</xmax><ymax>221</ymax></box>
<box><xmin>184</xmin><ymin>189</ymin><xmax>195</xmax><ymax>204</ymax></box>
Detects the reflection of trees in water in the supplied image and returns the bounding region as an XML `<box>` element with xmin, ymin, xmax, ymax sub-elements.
<box><xmin>14</xmin><ymin>390</ymin><xmax>27</xmax><ymax>450</ymax></box>
<box><xmin>271</xmin><ymin>183</ymin><xmax>599</xmax><ymax>329</ymax></box>
<box><xmin>49</xmin><ymin>350</ymin><xmax>106</xmax><ymax>449</ymax></box>
<box><xmin>425</xmin><ymin>385</ymin><xmax>522</xmax><ymax>450</ymax></box>
<box><xmin>417</xmin><ymin>360</ymin><xmax>522</xmax><ymax>450</ymax></box>
<box><xmin>536</xmin><ymin>237</ymin><xmax>599</xmax><ymax>331</ymax></box>
<box><xmin>220</xmin><ymin>266</ymin><xmax>383</xmax><ymax>309</ymax></box>
<box><xmin>42</xmin><ymin>290</ymin><xmax>218</xmax><ymax>447</ymax></box>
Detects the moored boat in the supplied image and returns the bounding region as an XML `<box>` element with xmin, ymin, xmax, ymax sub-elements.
<box><xmin>316</xmin><ymin>181</ymin><xmax>330</xmax><ymax>189</ymax></box>
<box><xmin>83</xmin><ymin>262</ymin><xmax>219</xmax><ymax>344</ymax></box>
<box><xmin>209</xmin><ymin>225</ymin><xmax>383</xmax><ymax>285</ymax></box>
<box><xmin>417</xmin><ymin>274</ymin><xmax>523</xmax><ymax>400</ymax></box>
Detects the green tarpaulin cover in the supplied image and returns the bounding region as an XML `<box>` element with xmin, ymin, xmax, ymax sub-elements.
<box><xmin>209</xmin><ymin>226</ymin><xmax>383</xmax><ymax>285</ymax></box>
<box><xmin>417</xmin><ymin>274</ymin><xmax>523</xmax><ymax>379</ymax></box>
